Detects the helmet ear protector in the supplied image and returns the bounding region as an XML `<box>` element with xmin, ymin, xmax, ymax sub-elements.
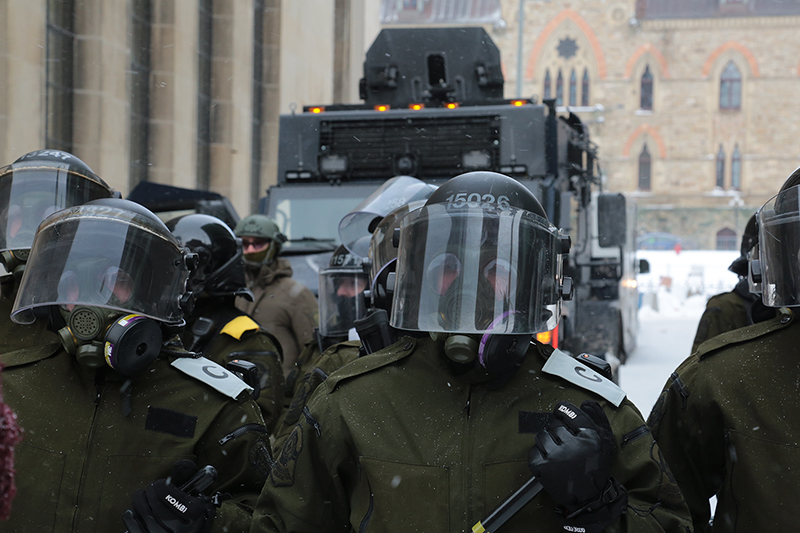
<box><xmin>59</xmin><ymin>307</ymin><xmax>164</xmax><ymax>376</ymax></box>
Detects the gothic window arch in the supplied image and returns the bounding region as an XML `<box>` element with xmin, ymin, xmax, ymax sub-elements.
<box><xmin>544</xmin><ymin>69</ymin><xmax>552</xmax><ymax>100</ymax></box>
<box><xmin>731</xmin><ymin>145</ymin><xmax>741</xmax><ymax>190</ymax></box>
<box><xmin>720</xmin><ymin>60</ymin><xmax>742</xmax><ymax>110</ymax></box>
<box><xmin>716</xmin><ymin>145</ymin><xmax>725</xmax><ymax>188</ymax></box>
<box><xmin>536</xmin><ymin>25</ymin><xmax>596</xmax><ymax>107</ymax></box>
<box><xmin>569</xmin><ymin>69</ymin><xmax>577</xmax><ymax>106</ymax></box>
<box><xmin>638</xmin><ymin>144</ymin><xmax>651</xmax><ymax>191</ymax></box>
<box><xmin>556</xmin><ymin>70</ymin><xmax>564</xmax><ymax>106</ymax></box>
<box><xmin>581</xmin><ymin>69</ymin><xmax>590</xmax><ymax>106</ymax></box>
<box><xmin>640</xmin><ymin>65</ymin><xmax>653</xmax><ymax>110</ymax></box>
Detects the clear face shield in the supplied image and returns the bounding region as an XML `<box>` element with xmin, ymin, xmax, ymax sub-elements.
<box><xmin>391</xmin><ymin>203</ymin><xmax>563</xmax><ymax>335</ymax></box>
<box><xmin>339</xmin><ymin>176</ymin><xmax>438</xmax><ymax>257</ymax></box>
<box><xmin>758</xmin><ymin>185</ymin><xmax>800</xmax><ymax>307</ymax></box>
<box><xmin>318</xmin><ymin>268</ymin><xmax>369</xmax><ymax>337</ymax></box>
<box><xmin>0</xmin><ymin>165</ymin><xmax>113</xmax><ymax>253</ymax></box>
<box><xmin>367</xmin><ymin>199</ymin><xmax>428</xmax><ymax>308</ymax></box>
<box><xmin>12</xmin><ymin>205</ymin><xmax>189</xmax><ymax>325</ymax></box>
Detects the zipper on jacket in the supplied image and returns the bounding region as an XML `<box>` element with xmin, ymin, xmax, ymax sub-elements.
<box><xmin>669</xmin><ymin>372</ymin><xmax>690</xmax><ymax>408</ymax></box>
<box><xmin>358</xmin><ymin>470</ymin><xmax>375</xmax><ymax>533</ymax></box>
<box><xmin>219</xmin><ymin>423</ymin><xmax>271</xmax><ymax>445</ymax></box>
<box><xmin>302</xmin><ymin>406</ymin><xmax>322</xmax><ymax>437</ymax></box>
<box><xmin>73</xmin><ymin>371</ymin><xmax>105</xmax><ymax>529</ymax></box>
<box><xmin>620</xmin><ymin>424</ymin><xmax>650</xmax><ymax>448</ymax></box>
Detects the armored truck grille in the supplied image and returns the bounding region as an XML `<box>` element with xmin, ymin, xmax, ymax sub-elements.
<box><xmin>319</xmin><ymin>115</ymin><xmax>500</xmax><ymax>181</ymax></box>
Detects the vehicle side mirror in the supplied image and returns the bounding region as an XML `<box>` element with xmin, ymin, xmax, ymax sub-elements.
<box><xmin>597</xmin><ymin>193</ymin><xmax>627</xmax><ymax>248</ymax></box>
<box><xmin>639</xmin><ymin>258</ymin><xmax>650</xmax><ymax>274</ymax></box>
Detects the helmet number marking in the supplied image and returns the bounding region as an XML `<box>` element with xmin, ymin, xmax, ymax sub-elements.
<box><xmin>446</xmin><ymin>193</ymin><xmax>511</xmax><ymax>209</ymax></box>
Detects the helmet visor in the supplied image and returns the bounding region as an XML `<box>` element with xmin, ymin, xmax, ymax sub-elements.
<box><xmin>0</xmin><ymin>165</ymin><xmax>113</xmax><ymax>252</ymax></box>
<box><xmin>391</xmin><ymin>203</ymin><xmax>562</xmax><ymax>334</ymax></box>
<box><xmin>339</xmin><ymin>176</ymin><xmax>437</xmax><ymax>257</ymax></box>
<box><xmin>318</xmin><ymin>268</ymin><xmax>369</xmax><ymax>337</ymax></box>
<box><xmin>759</xmin><ymin>185</ymin><xmax>800</xmax><ymax>307</ymax></box>
<box><xmin>12</xmin><ymin>205</ymin><xmax>188</xmax><ymax>324</ymax></box>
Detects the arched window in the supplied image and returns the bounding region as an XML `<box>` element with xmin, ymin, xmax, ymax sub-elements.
<box><xmin>544</xmin><ymin>69</ymin><xmax>551</xmax><ymax>100</ymax></box>
<box><xmin>556</xmin><ymin>70</ymin><xmax>563</xmax><ymax>106</ymax></box>
<box><xmin>716</xmin><ymin>145</ymin><xmax>725</xmax><ymax>188</ymax></box>
<box><xmin>569</xmin><ymin>69</ymin><xmax>577</xmax><ymax>106</ymax></box>
<box><xmin>716</xmin><ymin>228</ymin><xmax>737</xmax><ymax>251</ymax></box>
<box><xmin>640</xmin><ymin>65</ymin><xmax>653</xmax><ymax>110</ymax></box>
<box><xmin>638</xmin><ymin>144</ymin><xmax>651</xmax><ymax>191</ymax></box>
<box><xmin>731</xmin><ymin>144</ymin><xmax>741</xmax><ymax>190</ymax></box>
<box><xmin>720</xmin><ymin>61</ymin><xmax>742</xmax><ymax>110</ymax></box>
<box><xmin>581</xmin><ymin>69</ymin><xmax>590</xmax><ymax>106</ymax></box>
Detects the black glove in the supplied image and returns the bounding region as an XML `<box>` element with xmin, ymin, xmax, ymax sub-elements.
<box><xmin>528</xmin><ymin>401</ymin><xmax>627</xmax><ymax>532</ymax></box>
<box><xmin>123</xmin><ymin>461</ymin><xmax>217</xmax><ymax>533</ymax></box>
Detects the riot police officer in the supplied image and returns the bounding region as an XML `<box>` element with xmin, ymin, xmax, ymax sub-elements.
<box><xmin>649</xmin><ymin>170</ymin><xmax>800</xmax><ymax>530</ymax></box>
<box><xmin>251</xmin><ymin>172</ymin><xmax>692</xmax><ymax>532</ymax></box>
<box><xmin>0</xmin><ymin>149</ymin><xmax>117</xmax><ymax>353</ymax></box>
<box><xmin>234</xmin><ymin>214</ymin><xmax>318</xmax><ymax>378</ymax></box>
<box><xmin>690</xmin><ymin>212</ymin><xmax>776</xmax><ymax>352</ymax></box>
<box><xmin>1</xmin><ymin>199</ymin><xmax>271</xmax><ymax>532</ymax></box>
<box><xmin>167</xmin><ymin>213</ymin><xmax>285</xmax><ymax>431</ymax></box>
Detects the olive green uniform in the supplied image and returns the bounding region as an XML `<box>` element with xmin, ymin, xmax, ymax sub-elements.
<box><xmin>252</xmin><ymin>336</ymin><xmax>692</xmax><ymax>532</ymax></box>
<box><xmin>649</xmin><ymin>307</ymin><xmax>800</xmax><ymax>531</ymax></box>
<box><xmin>238</xmin><ymin>258</ymin><xmax>318</xmax><ymax>378</ymax></box>
<box><xmin>1</xmin><ymin>340</ymin><xmax>273</xmax><ymax>533</ymax></box>
<box><xmin>181</xmin><ymin>301</ymin><xmax>285</xmax><ymax>432</ymax></box>
<box><xmin>0</xmin><ymin>275</ymin><xmax>56</xmax><ymax>353</ymax></box>
<box><xmin>273</xmin><ymin>339</ymin><xmax>361</xmax><ymax>450</ymax></box>
<box><xmin>690</xmin><ymin>279</ymin><xmax>757</xmax><ymax>353</ymax></box>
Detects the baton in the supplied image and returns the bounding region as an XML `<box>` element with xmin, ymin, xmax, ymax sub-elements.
<box><xmin>471</xmin><ymin>475</ymin><xmax>543</xmax><ymax>533</ymax></box>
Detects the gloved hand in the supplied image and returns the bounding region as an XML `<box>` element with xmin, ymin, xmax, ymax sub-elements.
<box><xmin>528</xmin><ymin>401</ymin><xmax>627</xmax><ymax>532</ymax></box>
<box><xmin>123</xmin><ymin>460</ymin><xmax>216</xmax><ymax>533</ymax></box>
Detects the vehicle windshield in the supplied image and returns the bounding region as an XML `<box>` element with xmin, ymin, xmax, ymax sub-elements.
<box><xmin>268</xmin><ymin>185</ymin><xmax>378</xmax><ymax>253</ymax></box>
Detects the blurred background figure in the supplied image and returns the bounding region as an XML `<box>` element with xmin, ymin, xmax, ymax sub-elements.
<box><xmin>691</xmin><ymin>211</ymin><xmax>779</xmax><ymax>353</ymax></box>
<box><xmin>235</xmin><ymin>214</ymin><xmax>318</xmax><ymax>379</ymax></box>
<box><xmin>168</xmin><ymin>213</ymin><xmax>285</xmax><ymax>431</ymax></box>
<box><xmin>0</xmin><ymin>149</ymin><xmax>117</xmax><ymax>353</ymax></box>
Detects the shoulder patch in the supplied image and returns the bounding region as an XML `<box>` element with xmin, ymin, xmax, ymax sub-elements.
<box><xmin>170</xmin><ymin>356</ymin><xmax>254</xmax><ymax>400</ymax></box>
<box><xmin>542</xmin><ymin>348</ymin><xmax>627</xmax><ymax>407</ymax></box>
<box><xmin>696</xmin><ymin>308</ymin><xmax>793</xmax><ymax>360</ymax></box>
<box><xmin>271</xmin><ymin>424</ymin><xmax>303</xmax><ymax>487</ymax></box>
<box><xmin>220</xmin><ymin>315</ymin><xmax>261</xmax><ymax>340</ymax></box>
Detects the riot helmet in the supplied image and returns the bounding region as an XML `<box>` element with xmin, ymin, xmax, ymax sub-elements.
<box><xmin>728</xmin><ymin>212</ymin><xmax>758</xmax><ymax>277</ymax></box>
<box><xmin>339</xmin><ymin>175</ymin><xmax>437</xmax><ymax>258</ymax></box>
<box><xmin>391</xmin><ymin>171</ymin><xmax>569</xmax><ymax>369</ymax></box>
<box><xmin>234</xmin><ymin>214</ymin><xmax>286</xmax><ymax>267</ymax></box>
<box><xmin>167</xmin><ymin>213</ymin><xmax>252</xmax><ymax>302</ymax></box>
<box><xmin>367</xmin><ymin>199</ymin><xmax>428</xmax><ymax>313</ymax></box>
<box><xmin>0</xmin><ymin>149</ymin><xmax>117</xmax><ymax>276</ymax></box>
<box><xmin>318</xmin><ymin>245</ymin><xmax>368</xmax><ymax>338</ymax></box>
<box><xmin>11</xmin><ymin>199</ymin><xmax>193</xmax><ymax>375</ymax></box>
<box><xmin>757</xmin><ymin>176</ymin><xmax>800</xmax><ymax>307</ymax></box>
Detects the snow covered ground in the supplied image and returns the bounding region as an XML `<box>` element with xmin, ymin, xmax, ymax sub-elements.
<box><xmin>618</xmin><ymin>249</ymin><xmax>741</xmax><ymax>416</ymax></box>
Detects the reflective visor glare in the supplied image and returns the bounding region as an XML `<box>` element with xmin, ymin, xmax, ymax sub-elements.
<box><xmin>759</xmin><ymin>185</ymin><xmax>800</xmax><ymax>306</ymax></box>
<box><xmin>0</xmin><ymin>168</ymin><xmax>110</xmax><ymax>251</ymax></box>
<box><xmin>391</xmin><ymin>204</ymin><xmax>561</xmax><ymax>334</ymax></box>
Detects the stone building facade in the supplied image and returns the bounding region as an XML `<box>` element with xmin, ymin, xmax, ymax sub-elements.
<box><xmin>489</xmin><ymin>0</ymin><xmax>800</xmax><ymax>248</ymax></box>
<box><xmin>2</xmin><ymin>0</ymin><xmax>799</xmax><ymax>249</ymax></box>
<box><xmin>0</xmin><ymin>0</ymin><xmax>380</xmax><ymax>216</ymax></box>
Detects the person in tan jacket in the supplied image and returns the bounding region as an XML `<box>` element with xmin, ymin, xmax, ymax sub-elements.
<box><xmin>235</xmin><ymin>214</ymin><xmax>318</xmax><ymax>379</ymax></box>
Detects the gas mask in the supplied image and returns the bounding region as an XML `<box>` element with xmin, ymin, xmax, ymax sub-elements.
<box><xmin>58</xmin><ymin>306</ymin><xmax>163</xmax><ymax>376</ymax></box>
